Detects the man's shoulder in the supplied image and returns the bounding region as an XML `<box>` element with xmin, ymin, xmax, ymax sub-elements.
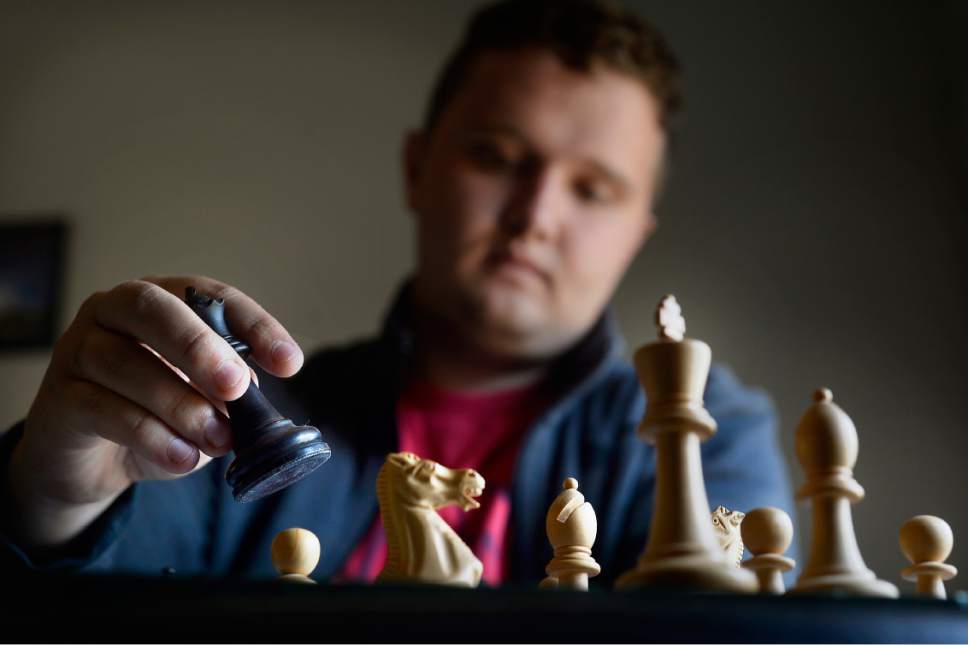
<box><xmin>562</xmin><ymin>358</ymin><xmax>772</xmax><ymax>429</ymax></box>
<box><xmin>256</xmin><ymin>334</ymin><xmax>392</xmax><ymax>429</ymax></box>
<box><xmin>704</xmin><ymin>363</ymin><xmax>777</xmax><ymax>433</ymax></box>
<box><xmin>304</xmin><ymin>334</ymin><xmax>389</xmax><ymax>374</ymax></box>
<box><xmin>285</xmin><ymin>335</ymin><xmax>389</xmax><ymax>393</ymax></box>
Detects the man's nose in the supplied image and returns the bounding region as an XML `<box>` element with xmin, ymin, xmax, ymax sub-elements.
<box><xmin>499</xmin><ymin>164</ymin><xmax>563</xmax><ymax>240</ymax></box>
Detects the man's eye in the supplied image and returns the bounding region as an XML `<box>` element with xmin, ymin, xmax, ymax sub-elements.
<box><xmin>574</xmin><ymin>179</ymin><xmax>613</xmax><ymax>204</ymax></box>
<box><xmin>467</xmin><ymin>142</ymin><xmax>515</xmax><ymax>171</ymax></box>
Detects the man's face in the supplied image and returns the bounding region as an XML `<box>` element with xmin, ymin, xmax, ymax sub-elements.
<box><xmin>405</xmin><ymin>48</ymin><xmax>664</xmax><ymax>360</ymax></box>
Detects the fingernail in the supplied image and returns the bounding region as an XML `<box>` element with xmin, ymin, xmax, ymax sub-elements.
<box><xmin>167</xmin><ymin>437</ymin><xmax>197</xmax><ymax>464</ymax></box>
<box><xmin>204</xmin><ymin>415</ymin><xmax>231</xmax><ymax>450</ymax></box>
<box><xmin>271</xmin><ymin>340</ymin><xmax>299</xmax><ymax>364</ymax></box>
<box><xmin>214</xmin><ymin>359</ymin><xmax>245</xmax><ymax>391</ymax></box>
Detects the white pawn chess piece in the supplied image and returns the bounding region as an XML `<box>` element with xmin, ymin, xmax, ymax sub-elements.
<box><xmin>790</xmin><ymin>389</ymin><xmax>897</xmax><ymax>597</ymax></box>
<box><xmin>740</xmin><ymin>507</ymin><xmax>796</xmax><ymax>594</ymax></box>
<box><xmin>271</xmin><ymin>527</ymin><xmax>320</xmax><ymax>584</ymax></box>
<box><xmin>900</xmin><ymin>515</ymin><xmax>957</xmax><ymax>599</ymax></box>
<box><xmin>540</xmin><ymin>478</ymin><xmax>601</xmax><ymax>591</ymax></box>
<box><xmin>615</xmin><ymin>295</ymin><xmax>756</xmax><ymax>592</ymax></box>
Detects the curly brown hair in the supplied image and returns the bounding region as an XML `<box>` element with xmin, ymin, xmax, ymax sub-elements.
<box><xmin>423</xmin><ymin>0</ymin><xmax>682</xmax><ymax>135</ymax></box>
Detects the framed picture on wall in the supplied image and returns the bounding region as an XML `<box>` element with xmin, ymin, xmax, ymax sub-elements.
<box><xmin>0</xmin><ymin>218</ymin><xmax>68</xmax><ymax>351</ymax></box>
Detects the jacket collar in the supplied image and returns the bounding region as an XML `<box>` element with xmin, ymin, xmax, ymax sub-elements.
<box><xmin>378</xmin><ymin>278</ymin><xmax>628</xmax><ymax>397</ymax></box>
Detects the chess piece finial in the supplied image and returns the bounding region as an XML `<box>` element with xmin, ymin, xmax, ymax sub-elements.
<box><xmin>185</xmin><ymin>287</ymin><xmax>331</xmax><ymax>502</ymax></box>
<box><xmin>814</xmin><ymin>388</ymin><xmax>833</xmax><ymax>403</ymax></box>
<box><xmin>616</xmin><ymin>295</ymin><xmax>756</xmax><ymax>592</ymax></box>
<box><xmin>740</xmin><ymin>507</ymin><xmax>796</xmax><ymax>594</ymax></box>
<box><xmin>271</xmin><ymin>527</ymin><xmax>320</xmax><ymax>584</ymax></box>
<box><xmin>900</xmin><ymin>515</ymin><xmax>957</xmax><ymax>599</ymax></box>
<box><xmin>540</xmin><ymin>478</ymin><xmax>601</xmax><ymax>591</ymax></box>
<box><xmin>711</xmin><ymin>506</ymin><xmax>746</xmax><ymax>567</ymax></box>
<box><xmin>656</xmin><ymin>294</ymin><xmax>686</xmax><ymax>341</ymax></box>
<box><xmin>376</xmin><ymin>452</ymin><xmax>485</xmax><ymax>587</ymax></box>
<box><xmin>790</xmin><ymin>388</ymin><xmax>898</xmax><ymax>597</ymax></box>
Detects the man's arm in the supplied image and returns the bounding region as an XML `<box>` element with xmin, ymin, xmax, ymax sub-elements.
<box><xmin>701</xmin><ymin>364</ymin><xmax>799</xmax><ymax>562</ymax></box>
<box><xmin>0</xmin><ymin>420</ymin><xmax>138</xmax><ymax>571</ymax></box>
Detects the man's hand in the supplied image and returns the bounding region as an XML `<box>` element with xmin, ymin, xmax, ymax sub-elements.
<box><xmin>7</xmin><ymin>276</ymin><xmax>304</xmax><ymax>549</ymax></box>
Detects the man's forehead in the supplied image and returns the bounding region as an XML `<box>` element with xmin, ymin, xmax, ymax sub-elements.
<box><xmin>440</xmin><ymin>48</ymin><xmax>665</xmax><ymax>176</ymax></box>
<box><xmin>456</xmin><ymin>48</ymin><xmax>652</xmax><ymax>110</ymax></box>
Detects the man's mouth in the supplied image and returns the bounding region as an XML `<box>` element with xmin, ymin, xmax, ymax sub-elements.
<box><xmin>486</xmin><ymin>249</ymin><xmax>549</xmax><ymax>285</ymax></box>
<box><xmin>461</xmin><ymin>485</ymin><xmax>484</xmax><ymax>509</ymax></box>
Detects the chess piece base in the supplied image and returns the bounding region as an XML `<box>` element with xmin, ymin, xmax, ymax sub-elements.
<box><xmin>790</xmin><ymin>570</ymin><xmax>899</xmax><ymax>598</ymax></box>
<box><xmin>226</xmin><ymin>420</ymin><xmax>332</xmax><ymax>502</ymax></box>
<box><xmin>615</xmin><ymin>554</ymin><xmax>757</xmax><ymax>593</ymax></box>
<box><xmin>902</xmin><ymin>561</ymin><xmax>957</xmax><ymax>582</ymax></box>
<box><xmin>743</xmin><ymin>553</ymin><xmax>795</xmax><ymax>594</ymax></box>
<box><xmin>545</xmin><ymin>549</ymin><xmax>600</xmax><ymax>591</ymax></box>
<box><xmin>277</xmin><ymin>573</ymin><xmax>317</xmax><ymax>584</ymax></box>
<box><xmin>538</xmin><ymin>577</ymin><xmax>559</xmax><ymax>589</ymax></box>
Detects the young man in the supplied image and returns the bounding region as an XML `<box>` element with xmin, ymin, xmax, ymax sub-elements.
<box><xmin>0</xmin><ymin>0</ymin><xmax>793</xmax><ymax>585</ymax></box>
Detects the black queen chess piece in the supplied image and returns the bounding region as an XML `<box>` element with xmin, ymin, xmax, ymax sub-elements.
<box><xmin>185</xmin><ymin>287</ymin><xmax>331</xmax><ymax>502</ymax></box>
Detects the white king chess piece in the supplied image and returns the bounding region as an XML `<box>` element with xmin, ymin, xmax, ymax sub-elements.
<box><xmin>616</xmin><ymin>295</ymin><xmax>756</xmax><ymax>592</ymax></box>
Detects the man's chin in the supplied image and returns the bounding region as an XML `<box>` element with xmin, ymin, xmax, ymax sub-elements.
<box><xmin>473</xmin><ymin>284</ymin><xmax>546</xmax><ymax>330</ymax></box>
<box><xmin>461</xmin><ymin>287</ymin><xmax>562</xmax><ymax>357</ymax></box>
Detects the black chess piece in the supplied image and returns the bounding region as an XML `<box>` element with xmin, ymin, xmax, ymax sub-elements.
<box><xmin>185</xmin><ymin>287</ymin><xmax>331</xmax><ymax>502</ymax></box>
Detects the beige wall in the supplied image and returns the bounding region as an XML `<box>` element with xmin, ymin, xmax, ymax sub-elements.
<box><xmin>1</xmin><ymin>1</ymin><xmax>966</xmax><ymax>588</ymax></box>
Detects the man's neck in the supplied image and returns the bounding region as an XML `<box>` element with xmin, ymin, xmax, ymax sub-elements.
<box><xmin>413</xmin><ymin>351</ymin><xmax>548</xmax><ymax>393</ymax></box>
<box><xmin>408</xmin><ymin>297</ymin><xmax>550</xmax><ymax>394</ymax></box>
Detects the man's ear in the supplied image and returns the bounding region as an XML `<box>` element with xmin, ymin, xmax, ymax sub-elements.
<box><xmin>402</xmin><ymin>130</ymin><xmax>428</xmax><ymax>212</ymax></box>
<box><xmin>644</xmin><ymin>211</ymin><xmax>658</xmax><ymax>238</ymax></box>
<box><xmin>638</xmin><ymin>211</ymin><xmax>659</xmax><ymax>248</ymax></box>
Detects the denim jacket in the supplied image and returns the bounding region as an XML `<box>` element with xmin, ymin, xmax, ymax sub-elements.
<box><xmin>0</xmin><ymin>283</ymin><xmax>796</xmax><ymax>585</ymax></box>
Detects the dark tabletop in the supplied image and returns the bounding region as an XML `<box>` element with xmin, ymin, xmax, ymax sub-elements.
<box><xmin>7</xmin><ymin>572</ymin><xmax>968</xmax><ymax>643</ymax></box>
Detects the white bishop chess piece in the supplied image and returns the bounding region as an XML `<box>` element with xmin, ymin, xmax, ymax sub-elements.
<box><xmin>790</xmin><ymin>389</ymin><xmax>897</xmax><ymax>597</ymax></box>
<box><xmin>540</xmin><ymin>478</ymin><xmax>601</xmax><ymax>591</ymax></box>
<box><xmin>615</xmin><ymin>295</ymin><xmax>756</xmax><ymax>592</ymax></box>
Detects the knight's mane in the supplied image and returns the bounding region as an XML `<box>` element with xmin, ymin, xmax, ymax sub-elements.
<box><xmin>376</xmin><ymin>460</ymin><xmax>402</xmax><ymax>576</ymax></box>
<box><xmin>374</xmin><ymin>454</ymin><xmax>482</xmax><ymax>586</ymax></box>
<box><xmin>726</xmin><ymin>534</ymin><xmax>745</xmax><ymax>567</ymax></box>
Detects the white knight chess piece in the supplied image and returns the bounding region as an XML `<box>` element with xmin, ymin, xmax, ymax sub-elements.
<box><xmin>376</xmin><ymin>451</ymin><xmax>485</xmax><ymax>587</ymax></box>
<box><xmin>711</xmin><ymin>506</ymin><xmax>745</xmax><ymax>567</ymax></box>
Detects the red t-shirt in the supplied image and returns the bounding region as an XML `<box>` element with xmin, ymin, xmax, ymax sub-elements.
<box><xmin>339</xmin><ymin>378</ymin><xmax>548</xmax><ymax>586</ymax></box>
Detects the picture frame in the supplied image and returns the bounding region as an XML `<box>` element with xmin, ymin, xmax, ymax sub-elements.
<box><xmin>0</xmin><ymin>217</ymin><xmax>68</xmax><ymax>350</ymax></box>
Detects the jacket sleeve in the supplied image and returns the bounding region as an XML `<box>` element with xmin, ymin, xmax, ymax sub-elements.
<box><xmin>589</xmin><ymin>362</ymin><xmax>800</xmax><ymax>586</ymax></box>
<box><xmin>701</xmin><ymin>364</ymin><xmax>800</xmax><ymax>563</ymax></box>
<box><xmin>0</xmin><ymin>420</ymin><xmax>139</xmax><ymax>572</ymax></box>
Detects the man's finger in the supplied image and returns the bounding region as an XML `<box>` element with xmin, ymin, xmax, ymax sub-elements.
<box><xmin>143</xmin><ymin>275</ymin><xmax>305</xmax><ymax>378</ymax></box>
<box><xmin>70</xmin><ymin>326</ymin><xmax>234</xmax><ymax>458</ymax></box>
<box><xmin>62</xmin><ymin>378</ymin><xmax>201</xmax><ymax>478</ymax></box>
<box><xmin>90</xmin><ymin>280</ymin><xmax>250</xmax><ymax>401</ymax></box>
